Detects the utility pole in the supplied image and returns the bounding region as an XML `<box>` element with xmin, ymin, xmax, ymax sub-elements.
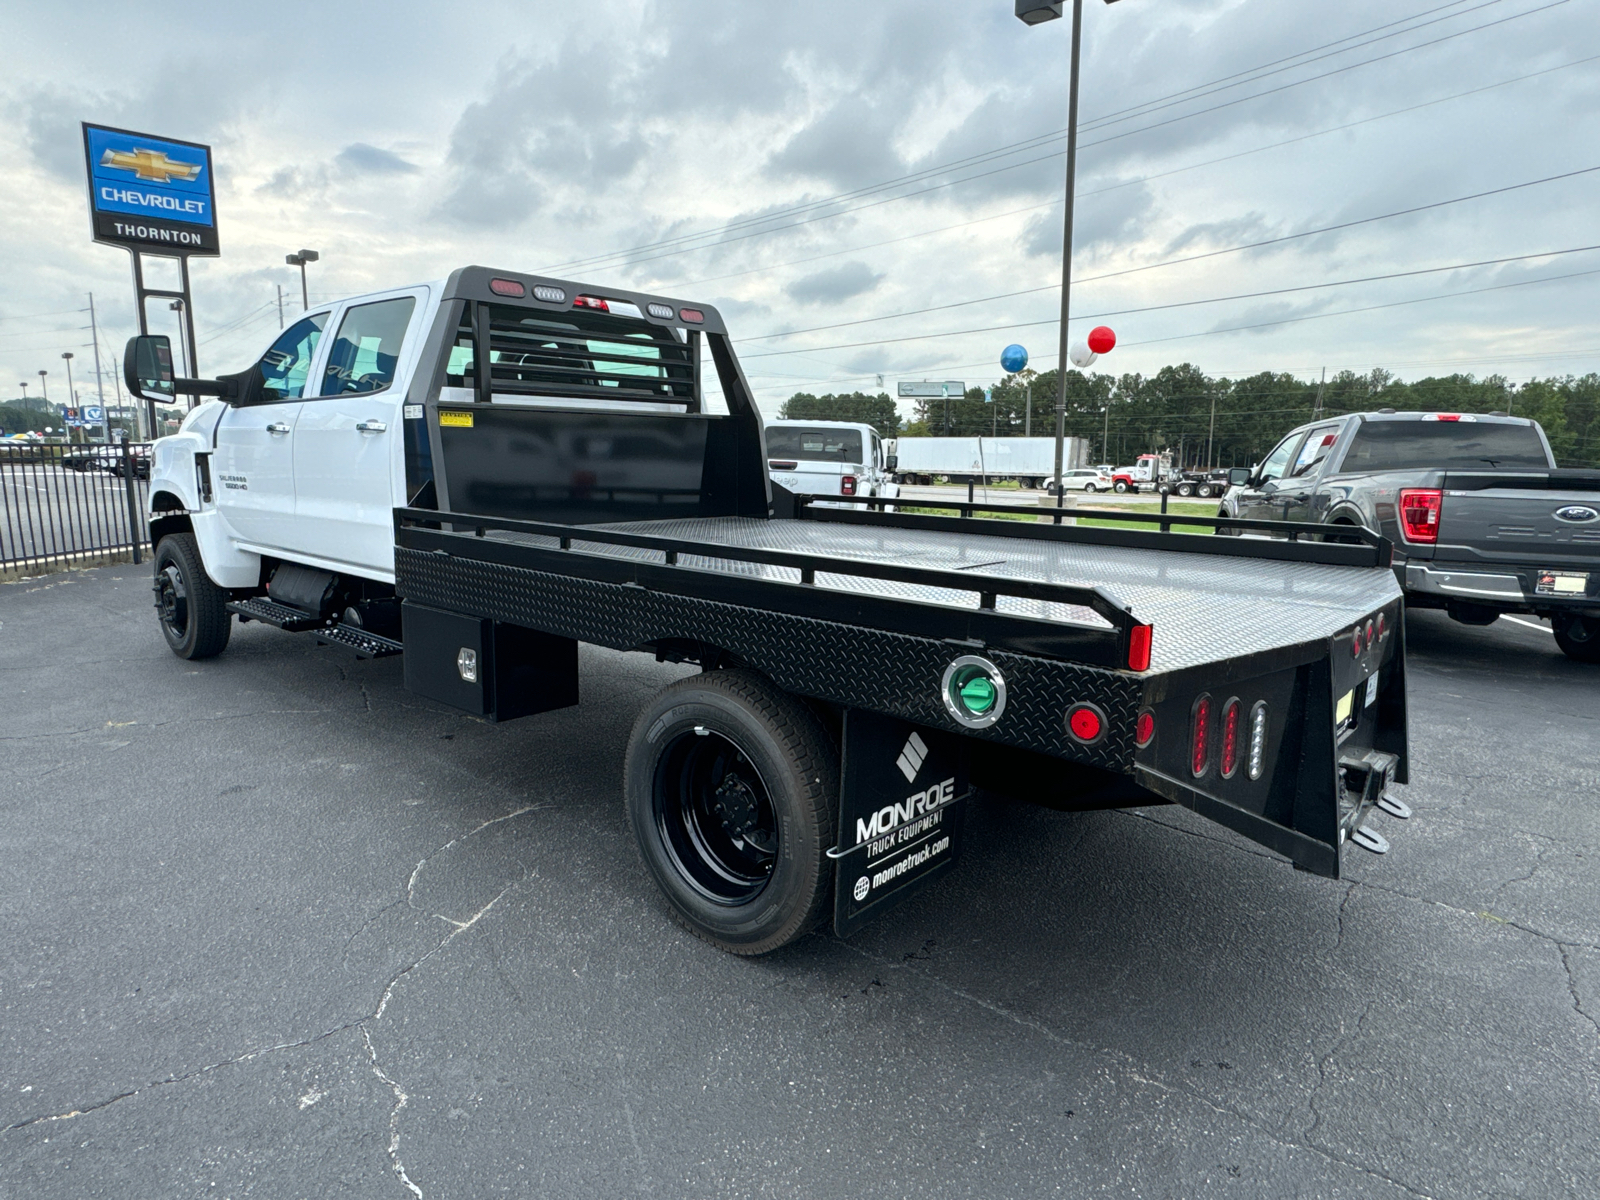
<box><xmin>277</xmin><ymin>284</ymin><xmax>285</xmax><ymax>329</ymax></box>
<box><xmin>1024</xmin><ymin>381</ymin><xmax>1032</xmax><ymax>437</ymax></box>
<box><xmin>1313</xmin><ymin>366</ymin><xmax>1326</xmax><ymax>420</ymax></box>
<box><xmin>1206</xmin><ymin>392</ymin><xmax>1217</xmax><ymax>470</ymax></box>
<box><xmin>88</xmin><ymin>293</ymin><xmax>106</xmax><ymax>411</ymax></box>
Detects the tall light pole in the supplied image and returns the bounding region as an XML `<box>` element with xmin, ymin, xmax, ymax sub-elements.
<box><xmin>38</xmin><ymin>369</ymin><xmax>48</xmax><ymax>404</ymax></box>
<box><xmin>1017</xmin><ymin>0</ymin><xmax>1121</xmax><ymax>505</ymax></box>
<box><xmin>285</xmin><ymin>249</ymin><xmax>320</xmax><ymax>310</ymax></box>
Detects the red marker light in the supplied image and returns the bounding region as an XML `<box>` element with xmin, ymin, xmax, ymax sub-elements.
<box><xmin>1220</xmin><ymin>698</ymin><xmax>1242</xmax><ymax>779</ymax></box>
<box><xmin>678</xmin><ymin>308</ymin><xmax>705</xmax><ymax>323</ymax></box>
<box><xmin>1066</xmin><ymin>704</ymin><xmax>1104</xmax><ymax>744</ymax></box>
<box><xmin>573</xmin><ymin>295</ymin><xmax>609</xmax><ymax>311</ymax></box>
<box><xmin>1191</xmin><ymin>694</ymin><xmax>1213</xmax><ymax>778</ymax></box>
<box><xmin>1352</xmin><ymin>625</ymin><xmax>1364</xmax><ymax>657</ymax></box>
<box><xmin>488</xmin><ymin>277</ymin><xmax>526</xmax><ymax>297</ymax></box>
<box><xmin>1127</xmin><ymin>623</ymin><xmax>1152</xmax><ymax>672</ymax></box>
<box><xmin>1135</xmin><ymin>710</ymin><xmax>1155</xmax><ymax>748</ymax></box>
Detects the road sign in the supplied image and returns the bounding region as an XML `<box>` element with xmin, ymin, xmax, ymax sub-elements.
<box><xmin>84</xmin><ymin>406</ymin><xmax>105</xmax><ymax>423</ymax></box>
<box><xmin>82</xmin><ymin>123</ymin><xmax>219</xmax><ymax>256</ymax></box>
<box><xmin>897</xmin><ymin>380</ymin><xmax>967</xmax><ymax>398</ymax></box>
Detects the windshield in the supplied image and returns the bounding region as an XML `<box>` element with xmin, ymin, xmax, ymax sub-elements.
<box><xmin>765</xmin><ymin>427</ymin><xmax>863</xmax><ymax>463</ymax></box>
<box><xmin>1342</xmin><ymin>421</ymin><xmax>1549</xmax><ymax>471</ymax></box>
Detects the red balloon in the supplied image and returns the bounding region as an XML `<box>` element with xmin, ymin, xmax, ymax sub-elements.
<box><xmin>1087</xmin><ymin>325</ymin><xmax>1116</xmax><ymax>354</ymax></box>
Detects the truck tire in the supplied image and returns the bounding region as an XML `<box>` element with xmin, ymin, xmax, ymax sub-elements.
<box><xmin>1113</xmin><ymin>480</ymin><xmax>1129</xmax><ymax>494</ymax></box>
<box><xmin>153</xmin><ymin>533</ymin><xmax>232</xmax><ymax>660</ymax></box>
<box><xmin>624</xmin><ymin>669</ymin><xmax>839</xmax><ymax>955</ymax></box>
<box><xmin>1196</xmin><ymin>483</ymin><xmax>1214</xmax><ymax>498</ymax></box>
<box><xmin>1176</xmin><ymin>482</ymin><xmax>1194</xmax><ymax>497</ymax></box>
<box><xmin>1554</xmin><ymin>615</ymin><xmax>1600</xmax><ymax>663</ymax></box>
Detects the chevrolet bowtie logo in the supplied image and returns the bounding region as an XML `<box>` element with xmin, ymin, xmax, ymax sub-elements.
<box><xmin>100</xmin><ymin>147</ymin><xmax>202</xmax><ymax>185</ymax></box>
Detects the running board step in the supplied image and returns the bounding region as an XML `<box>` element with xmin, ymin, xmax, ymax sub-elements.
<box><xmin>227</xmin><ymin>597</ymin><xmax>326</xmax><ymax>632</ymax></box>
<box><xmin>314</xmin><ymin>623</ymin><xmax>403</xmax><ymax>659</ymax></box>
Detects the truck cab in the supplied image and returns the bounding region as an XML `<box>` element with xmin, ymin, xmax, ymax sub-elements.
<box><xmin>765</xmin><ymin>419</ymin><xmax>898</xmax><ymax>506</ymax></box>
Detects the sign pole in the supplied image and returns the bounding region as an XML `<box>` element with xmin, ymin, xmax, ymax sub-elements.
<box><xmin>1052</xmin><ymin>0</ymin><xmax>1084</xmax><ymax>510</ymax></box>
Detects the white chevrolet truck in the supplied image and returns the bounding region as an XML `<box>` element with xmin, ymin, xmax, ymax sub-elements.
<box><xmin>126</xmin><ymin>266</ymin><xmax>1414</xmax><ymax>955</ymax></box>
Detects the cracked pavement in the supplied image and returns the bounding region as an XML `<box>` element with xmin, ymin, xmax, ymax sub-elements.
<box><xmin>1</xmin><ymin>566</ymin><xmax>1597</xmax><ymax>1198</ymax></box>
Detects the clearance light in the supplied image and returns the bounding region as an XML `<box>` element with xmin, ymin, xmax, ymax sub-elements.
<box><xmin>1248</xmin><ymin>702</ymin><xmax>1269</xmax><ymax>780</ymax></box>
<box><xmin>942</xmin><ymin>656</ymin><xmax>1007</xmax><ymax>729</ymax></box>
<box><xmin>488</xmin><ymin>277</ymin><xmax>525</xmax><ymax>297</ymax></box>
<box><xmin>1190</xmin><ymin>694</ymin><xmax>1213</xmax><ymax>778</ymax></box>
<box><xmin>533</xmin><ymin>285</ymin><xmax>566</xmax><ymax>303</ymax></box>
<box><xmin>1365</xmin><ymin>619</ymin><xmax>1375</xmax><ymax>650</ymax></box>
<box><xmin>573</xmin><ymin>295</ymin><xmax>609</xmax><ymax>311</ymax></box>
<box><xmin>647</xmin><ymin>302</ymin><xmax>675</xmax><ymax>319</ymax></box>
<box><xmin>1398</xmin><ymin>488</ymin><xmax>1441</xmax><ymax>543</ymax></box>
<box><xmin>840</xmin><ymin>474</ymin><xmax>857</xmax><ymax>496</ymax></box>
<box><xmin>1351</xmin><ymin>624</ymin><xmax>1364</xmax><ymax>657</ymax></box>
<box><xmin>1127</xmin><ymin>623</ymin><xmax>1153</xmax><ymax>672</ymax></box>
<box><xmin>1135</xmin><ymin>709</ymin><xmax>1155</xmax><ymax>748</ymax></box>
<box><xmin>1220</xmin><ymin>697</ymin><xmax>1242</xmax><ymax>779</ymax></box>
<box><xmin>1065</xmin><ymin>703</ymin><xmax>1105</xmax><ymax>745</ymax></box>
<box><xmin>678</xmin><ymin>308</ymin><xmax>705</xmax><ymax>324</ymax></box>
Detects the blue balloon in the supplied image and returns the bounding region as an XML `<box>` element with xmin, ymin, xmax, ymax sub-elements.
<box><xmin>1000</xmin><ymin>343</ymin><xmax>1029</xmax><ymax>374</ymax></box>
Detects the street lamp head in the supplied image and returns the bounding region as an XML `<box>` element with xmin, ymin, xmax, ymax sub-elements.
<box><xmin>61</xmin><ymin>352</ymin><xmax>73</xmax><ymax>361</ymax></box>
<box><xmin>1016</xmin><ymin>0</ymin><xmax>1118</xmax><ymax>21</ymax></box>
<box><xmin>38</xmin><ymin>369</ymin><xmax>47</xmax><ymax>377</ymax></box>
<box><xmin>298</xmin><ymin>249</ymin><xmax>319</xmax><ymax>263</ymax></box>
<box><xmin>285</xmin><ymin>253</ymin><xmax>300</xmax><ymax>266</ymax></box>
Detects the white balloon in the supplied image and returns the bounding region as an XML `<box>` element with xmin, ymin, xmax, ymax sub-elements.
<box><xmin>1069</xmin><ymin>342</ymin><xmax>1098</xmax><ymax>369</ymax></box>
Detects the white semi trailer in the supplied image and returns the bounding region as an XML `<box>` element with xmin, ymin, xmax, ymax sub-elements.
<box><xmin>889</xmin><ymin>436</ymin><xmax>1088</xmax><ymax>487</ymax></box>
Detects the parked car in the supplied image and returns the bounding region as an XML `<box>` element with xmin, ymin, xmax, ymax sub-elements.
<box><xmin>1218</xmin><ymin>410</ymin><xmax>1600</xmax><ymax>661</ymax></box>
<box><xmin>1049</xmin><ymin>468</ymin><xmax>1114</xmax><ymax>494</ymax></box>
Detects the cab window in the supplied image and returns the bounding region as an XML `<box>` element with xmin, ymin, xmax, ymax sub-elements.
<box><xmin>1288</xmin><ymin>424</ymin><xmax>1341</xmax><ymax>479</ymax></box>
<box><xmin>318</xmin><ymin>297</ymin><xmax>416</xmax><ymax>397</ymax></box>
<box><xmin>1257</xmin><ymin>433</ymin><xmax>1305</xmax><ymax>484</ymax></box>
<box><xmin>259</xmin><ymin>313</ymin><xmax>328</xmax><ymax>401</ymax></box>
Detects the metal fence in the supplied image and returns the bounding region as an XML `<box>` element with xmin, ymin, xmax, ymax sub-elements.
<box><xmin>1</xmin><ymin>443</ymin><xmax>152</xmax><ymax>575</ymax></box>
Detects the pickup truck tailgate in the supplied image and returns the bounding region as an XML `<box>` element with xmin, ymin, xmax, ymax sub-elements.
<box><xmin>1438</xmin><ymin>471</ymin><xmax>1600</xmax><ymax>570</ymax></box>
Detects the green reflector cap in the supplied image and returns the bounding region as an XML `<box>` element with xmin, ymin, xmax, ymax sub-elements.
<box><xmin>958</xmin><ymin>674</ymin><xmax>996</xmax><ymax>714</ymax></box>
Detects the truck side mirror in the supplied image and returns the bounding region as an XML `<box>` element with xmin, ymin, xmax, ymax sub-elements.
<box><xmin>1228</xmin><ymin>467</ymin><xmax>1251</xmax><ymax>487</ymax></box>
<box><xmin>885</xmin><ymin>454</ymin><xmax>898</xmax><ymax>471</ymax></box>
<box><xmin>124</xmin><ymin>335</ymin><xmax>176</xmax><ymax>405</ymax></box>
<box><xmin>220</xmin><ymin>366</ymin><xmax>267</xmax><ymax>407</ymax></box>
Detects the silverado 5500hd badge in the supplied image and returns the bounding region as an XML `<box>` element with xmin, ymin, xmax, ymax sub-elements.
<box><xmin>832</xmin><ymin>712</ymin><xmax>968</xmax><ymax>937</ymax></box>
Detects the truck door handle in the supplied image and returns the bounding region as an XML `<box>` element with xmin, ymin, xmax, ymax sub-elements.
<box><xmin>266</xmin><ymin>422</ymin><xmax>291</xmax><ymax>434</ymax></box>
<box><xmin>356</xmin><ymin>420</ymin><xmax>387</xmax><ymax>433</ymax></box>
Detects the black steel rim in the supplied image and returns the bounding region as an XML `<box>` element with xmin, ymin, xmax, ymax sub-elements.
<box><xmin>653</xmin><ymin>728</ymin><xmax>778</xmax><ymax>905</ymax></box>
<box><xmin>155</xmin><ymin>562</ymin><xmax>189</xmax><ymax>639</ymax></box>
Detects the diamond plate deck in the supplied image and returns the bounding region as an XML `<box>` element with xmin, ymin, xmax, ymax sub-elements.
<box><xmin>485</xmin><ymin>516</ymin><xmax>1400</xmax><ymax>674</ymax></box>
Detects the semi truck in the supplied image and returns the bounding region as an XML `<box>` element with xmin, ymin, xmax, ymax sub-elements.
<box><xmin>889</xmin><ymin>436</ymin><xmax>1087</xmax><ymax>488</ymax></box>
<box><xmin>123</xmin><ymin>266</ymin><xmax>1413</xmax><ymax>956</ymax></box>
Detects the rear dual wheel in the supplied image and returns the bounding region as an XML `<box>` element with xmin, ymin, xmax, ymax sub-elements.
<box><xmin>624</xmin><ymin>669</ymin><xmax>839</xmax><ymax>955</ymax></box>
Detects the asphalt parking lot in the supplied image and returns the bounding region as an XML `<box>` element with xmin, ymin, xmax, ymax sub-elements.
<box><xmin>2</xmin><ymin>566</ymin><xmax>1596</xmax><ymax>1199</ymax></box>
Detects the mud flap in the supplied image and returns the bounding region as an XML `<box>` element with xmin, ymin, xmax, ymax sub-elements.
<box><xmin>829</xmin><ymin>709</ymin><xmax>969</xmax><ymax>938</ymax></box>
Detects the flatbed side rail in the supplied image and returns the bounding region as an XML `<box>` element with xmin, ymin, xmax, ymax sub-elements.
<box><xmin>793</xmin><ymin>494</ymin><xmax>1392</xmax><ymax>568</ymax></box>
<box><xmin>394</xmin><ymin>506</ymin><xmax>1152</xmax><ymax>671</ymax></box>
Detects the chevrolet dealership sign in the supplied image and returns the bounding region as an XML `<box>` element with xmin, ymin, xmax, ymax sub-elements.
<box><xmin>82</xmin><ymin>123</ymin><xmax>219</xmax><ymax>255</ymax></box>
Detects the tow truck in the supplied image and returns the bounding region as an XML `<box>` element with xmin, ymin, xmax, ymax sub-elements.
<box><xmin>124</xmin><ymin>266</ymin><xmax>1412</xmax><ymax>955</ymax></box>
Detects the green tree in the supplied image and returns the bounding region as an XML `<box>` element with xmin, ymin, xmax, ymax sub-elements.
<box><xmin>778</xmin><ymin>391</ymin><xmax>901</xmax><ymax>436</ymax></box>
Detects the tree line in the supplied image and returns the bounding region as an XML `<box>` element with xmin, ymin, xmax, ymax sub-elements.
<box><xmin>780</xmin><ymin>366</ymin><xmax>1600</xmax><ymax>469</ymax></box>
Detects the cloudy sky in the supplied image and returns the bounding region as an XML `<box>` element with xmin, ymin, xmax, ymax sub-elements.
<box><xmin>3</xmin><ymin>0</ymin><xmax>1597</xmax><ymax>418</ymax></box>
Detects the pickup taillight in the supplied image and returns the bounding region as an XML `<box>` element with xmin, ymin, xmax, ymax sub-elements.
<box><xmin>1398</xmin><ymin>488</ymin><xmax>1442</xmax><ymax>543</ymax></box>
<box><xmin>840</xmin><ymin>475</ymin><xmax>857</xmax><ymax>496</ymax></box>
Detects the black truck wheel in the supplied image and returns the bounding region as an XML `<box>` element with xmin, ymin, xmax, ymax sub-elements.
<box><xmin>624</xmin><ymin>669</ymin><xmax>839</xmax><ymax>955</ymax></box>
<box><xmin>1554</xmin><ymin>615</ymin><xmax>1600</xmax><ymax>663</ymax></box>
<box><xmin>153</xmin><ymin>533</ymin><xmax>232</xmax><ymax>660</ymax></box>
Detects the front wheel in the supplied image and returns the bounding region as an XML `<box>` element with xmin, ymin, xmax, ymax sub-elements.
<box><xmin>624</xmin><ymin>669</ymin><xmax>839</xmax><ymax>955</ymax></box>
<box><xmin>1113</xmin><ymin>480</ymin><xmax>1129</xmax><ymax>494</ymax></box>
<box><xmin>153</xmin><ymin>533</ymin><xmax>232</xmax><ymax>660</ymax></box>
<box><xmin>1081</xmin><ymin>482</ymin><xmax>1095</xmax><ymax>493</ymax></box>
<box><xmin>1554</xmin><ymin>615</ymin><xmax>1600</xmax><ymax>663</ymax></box>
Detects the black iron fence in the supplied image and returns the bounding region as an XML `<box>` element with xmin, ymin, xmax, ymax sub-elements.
<box><xmin>1</xmin><ymin>443</ymin><xmax>152</xmax><ymax>575</ymax></box>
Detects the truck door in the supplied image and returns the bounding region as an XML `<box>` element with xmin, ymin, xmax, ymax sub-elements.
<box><xmin>213</xmin><ymin>311</ymin><xmax>328</xmax><ymax>551</ymax></box>
<box><xmin>1275</xmin><ymin>423</ymin><xmax>1343</xmax><ymax>523</ymax></box>
<box><xmin>1234</xmin><ymin>430</ymin><xmax>1307</xmax><ymax>525</ymax></box>
<box><xmin>291</xmin><ymin>293</ymin><xmax>421</xmax><ymax>576</ymax></box>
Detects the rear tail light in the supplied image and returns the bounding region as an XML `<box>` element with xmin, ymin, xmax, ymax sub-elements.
<box><xmin>840</xmin><ymin>475</ymin><xmax>857</xmax><ymax>496</ymax></box>
<box><xmin>1135</xmin><ymin>709</ymin><xmax>1155</xmax><ymax>748</ymax></box>
<box><xmin>488</xmin><ymin>277</ymin><xmax>526</xmax><ymax>297</ymax></box>
<box><xmin>678</xmin><ymin>308</ymin><xmax>705</xmax><ymax>323</ymax></box>
<box><xmin>1220</xmin><ymin>698</ymin><xmax>1241</xmax><ymax>779</ymax></box>
<box><xmin>1248</xmin><ymin>702</ymin><xmax>1269</xmax><ymax>780</ymax></box>
<box><xmin>1065</xmin><ymin>703</ymin><xmax>1105</xmax><ymax>744</ymax></box>
<box><xmin>1127</xmin><ymin>623</ymin><xmax>1153</xmax><ymax>672</ymax></box>
<box><xmin>1398</xmin><ymin>488</ymin><xmax>1442</xmax><ymax>543</ymax></box>
<box><xmin>1351</xmin><ymin>624</ymin><xmax>1364</xmax><ymax>657</ymax></box>
<box><xmin>573</xmin><ymin>295</ymin><xmax>609</xmax><ymax>311</ymax></box>
<box><xmin>1190</xmin><ymin>694</ymin><xmax>1213</xmax><ymax>778</ymax></box>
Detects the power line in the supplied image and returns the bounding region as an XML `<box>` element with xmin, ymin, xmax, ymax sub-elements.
<box><xmin>544</xmin><ymin>0</ymin><xmax>1568</xmax><ymax>276</ymax></box>
<box><xmin>668</xmin><ymin>51</ymin><xmax>1600</xmax><ymax>294</ymax></box>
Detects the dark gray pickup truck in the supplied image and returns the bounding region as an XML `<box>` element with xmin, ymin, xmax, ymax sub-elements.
<box><xmin>1219</xmin><ymin>411</ymin><xmax>1600</xmax><ymax>662</ymax></box>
